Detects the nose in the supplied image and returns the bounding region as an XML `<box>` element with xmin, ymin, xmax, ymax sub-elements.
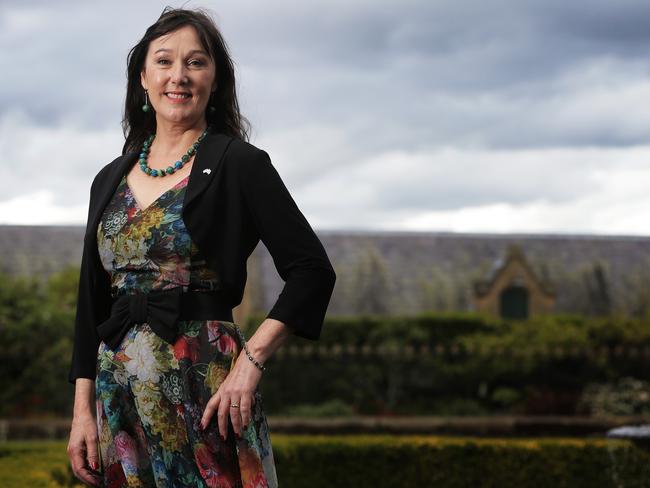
<box><xmin>170</xmin><ymin>61</ymin><xmax>189</xmax><ymax>85</ymax></box>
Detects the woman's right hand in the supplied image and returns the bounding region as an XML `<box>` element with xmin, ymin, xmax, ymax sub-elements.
<box><xmin>67</xmin><ymin>412</ymin><xmax>102</xmax><ymax>486</ymax></box>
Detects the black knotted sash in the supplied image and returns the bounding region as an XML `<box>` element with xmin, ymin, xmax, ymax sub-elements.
<box><xmin>96</xmin><ymin>288</ymin><xmax>234</xmax><ymax>350</ymax></box>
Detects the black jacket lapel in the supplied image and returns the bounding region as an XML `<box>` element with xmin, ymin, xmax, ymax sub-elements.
<box><xmin>84</xmin><ymin>152</ymin><xmax>137</xmax><ymax>242</ymax></box>
<box><xmin>182</xmin><ymin>131</ymin><xmax>234</xmax><ymax>210</ymax></box>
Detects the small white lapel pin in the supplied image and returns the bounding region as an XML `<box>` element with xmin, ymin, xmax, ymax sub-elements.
<box><xmin>203</xmin><ymin>168</ymin><xmax>212</xmax><ymax>175</ymax></box>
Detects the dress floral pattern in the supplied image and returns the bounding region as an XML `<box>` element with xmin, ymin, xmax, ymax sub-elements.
<box><xmin>94</xmin><ymin>173</ymin><xmax>278</xmax><ymax>488</ymax></box>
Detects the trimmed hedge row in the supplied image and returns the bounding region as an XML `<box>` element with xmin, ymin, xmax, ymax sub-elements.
<box><xmin>245</xmin><ymin>311</ymin><xmax>650</xmax><ymax>350</ymax></box>
<box><xmin>2</xmin><ymin>436</ymin><xmax>649</xmax><ymax>488</ymax></box>
<box><xmin>244</xmin><ymin>312</ymin><xmax>650</xmax><ymax>416</ymax></box>
<box><xmin>271</xmin><ymin>435</ymin><xmax>650</xmax><ymax>487</ymax></box>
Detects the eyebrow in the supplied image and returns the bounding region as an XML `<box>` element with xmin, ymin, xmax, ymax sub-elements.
<box><xmin>154</xmin><ymin>48</ymin><xmax>209</xmax><ymax>56</ymax></box>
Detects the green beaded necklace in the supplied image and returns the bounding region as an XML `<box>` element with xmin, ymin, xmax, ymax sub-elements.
<box><xmin>138</xmin><ymin>126</ymin><xmax>211</xmax><ymax>177</ymax></box>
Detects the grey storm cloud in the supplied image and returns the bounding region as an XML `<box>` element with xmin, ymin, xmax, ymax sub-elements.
<box><xmin>2</xmin><ymin>0</ymin><xmax>650</xmax><ymax>232</ymax></box>
<box><xmin>3</xmin><ymin>0</ymin><xmax>650</xmax><ymax>148</ymax></box>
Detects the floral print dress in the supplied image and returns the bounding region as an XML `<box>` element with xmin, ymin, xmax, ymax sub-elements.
<box><xmin>94</xmin><ymin>172</ymin><xmax>278</xmax><ymax>488</ymax></box>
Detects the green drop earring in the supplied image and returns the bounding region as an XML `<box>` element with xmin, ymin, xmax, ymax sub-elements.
<box><xmin>142</xmin><ymin>89</ymin><xmax>151</xmax><ymax>113</ymax></box>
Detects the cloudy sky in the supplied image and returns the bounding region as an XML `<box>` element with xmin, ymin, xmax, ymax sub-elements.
<box><xmin>2</xmin><ymin>0</ymin><xmax>650</xmax><ymax>236</ymax></box>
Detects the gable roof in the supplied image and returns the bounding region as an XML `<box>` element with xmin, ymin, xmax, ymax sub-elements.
<box><xmin>474</xmin><ymin>243</ymin><xmax>556</xmax><ymax>298</ymax></box>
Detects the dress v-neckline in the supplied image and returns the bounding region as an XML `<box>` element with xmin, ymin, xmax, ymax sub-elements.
<box><xmin>124</xmin><ymin>174</ymin><xmax>190</xmax><ymax>214</ymax></box>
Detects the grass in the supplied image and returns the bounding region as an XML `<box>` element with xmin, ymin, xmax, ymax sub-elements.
<box><xmin>0</xmin><ymin>440</ymin><xmax>82</xmax><ymax>487</ymax></box>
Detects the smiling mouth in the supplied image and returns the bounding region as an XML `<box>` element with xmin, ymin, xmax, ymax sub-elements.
<box><xmin>165</xmin><ymin>92</ymin><xmax>192</xmax><ymax>100</ymax></box>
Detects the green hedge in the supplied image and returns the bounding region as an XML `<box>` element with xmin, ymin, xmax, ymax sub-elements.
<box><xmin>2</xmin><ymin>259</ymin><xmax>650</xmax><ymax>418</ymax></box>
<box><xmin>272</xmin><ymin>435</ymin><xmax>650</xmax><ymax>487</ymax></box>
<box><xmin>2</xmin><ymin>436</ymin><xmax>649</xmax><ymax>488</ymax></box>
<box><xmin>245</xmin><ymin>312</ymin><xmax>650</xmax><ymax>416</ymax></box>
<box><xmin>245</xmin><ymin>311</ymin><xmax>650</xmax><ymax>349</ymax></box>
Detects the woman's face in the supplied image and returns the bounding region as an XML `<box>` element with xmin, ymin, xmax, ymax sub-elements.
<box><xmin>140</xmin><ymin>25</ymin><xmax>217</xmax><ymax>128</ymax></box>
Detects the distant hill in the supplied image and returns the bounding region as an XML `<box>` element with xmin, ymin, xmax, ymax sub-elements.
<box><xmin>2</xmin><ymin>225</ymin><xmax>649</xmax><ymax>317</ymax></box>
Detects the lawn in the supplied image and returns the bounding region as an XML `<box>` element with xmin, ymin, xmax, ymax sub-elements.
<box><xmin>0</xmin><ymin>439</ymin><xmax>79</xmax><ymax>487</ymax></box>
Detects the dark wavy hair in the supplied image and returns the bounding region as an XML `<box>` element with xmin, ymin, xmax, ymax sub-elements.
<box><xmin>121</xmin><ymin>6</ymin><xmax>251</xmax><ymax>155</ymax></box>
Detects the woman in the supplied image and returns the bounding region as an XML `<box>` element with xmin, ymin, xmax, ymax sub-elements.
<box><xmin>66</xmin><ymin>7</ymin><xmax>336</xmax><ymax>488</ymax></box>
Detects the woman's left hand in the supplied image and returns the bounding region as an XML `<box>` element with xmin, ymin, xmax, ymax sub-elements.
<box><xmin>199</xmin><ymin>348</ymin><xmax>263</xmax><ymax>440</ymax></box>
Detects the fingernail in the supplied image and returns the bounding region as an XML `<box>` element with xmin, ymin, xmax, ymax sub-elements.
<box><xmin>91</xmin><ymin>461</ymin><xmax>99</xmax><ymax>470</ymax></box>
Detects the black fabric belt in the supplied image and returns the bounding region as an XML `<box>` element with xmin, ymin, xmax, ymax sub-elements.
<box><xmin>97</xmin><ymin>288</ymin><xmax>233</xmax><ymax>350</ymax></box>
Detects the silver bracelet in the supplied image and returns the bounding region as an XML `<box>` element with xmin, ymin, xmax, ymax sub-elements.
<box><xmin>234</xmin><ymin>326</ymin><xmax>266</xmax><ymax>372</ymax></box>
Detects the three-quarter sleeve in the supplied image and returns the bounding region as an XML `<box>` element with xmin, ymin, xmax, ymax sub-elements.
<box><xmin>237</xmin><ymin>148</ymin><xmax>336</xmax><ymax>340</ymax></box>
<box><xmin>67</xmin><ymin>181</ymin><xmax>112</xmax><ymax>384</ymax></box>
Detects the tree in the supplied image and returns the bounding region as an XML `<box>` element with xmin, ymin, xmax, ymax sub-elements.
<box><xmin>350</xmin><ymin>243</ymin><xmax>393</xmax><ymax>315</ymax></box>
<box><xmin>582</xmin><ymin>261</ymin><xmax>612</xmax><ymax>317</ymax></box>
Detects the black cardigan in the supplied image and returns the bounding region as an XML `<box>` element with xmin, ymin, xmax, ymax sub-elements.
<box><xmin>67</xmin><ymin>130</ymin><xmax>336</xmax><ymax>384</ymax></box>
